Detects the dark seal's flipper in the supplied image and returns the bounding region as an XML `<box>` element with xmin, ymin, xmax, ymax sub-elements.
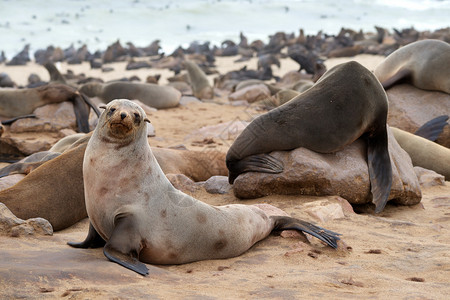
<box><xmin>366</xmin><ymin>130</ymin><xmax>393</xmax><ymax>213</ymax></box>
<box><xmin>271</xmin><ymin>216</ymin><xmax>341</xmax><ymax>249</ymax></box>
<box><xmin>379</xmin><ymin>68</ymin><xmax>411</xmax><ymax>90</ymax></box>
<box><xmin>414</xmin><ymin>115</ymin><xmax>449</xmax><ymax>142</ymax></box>
<box><xmin>72</xmin><ymin>92</ymin><xmax>100</xmax><ymax>133</ymax></box>
<box><xmin>1</xmin><ymin>114</ymin><xmax>36</xmax><ymax>125</ymax></box>
<box><xmin>103</xmin><ymin>214</ymin><xmax>149</xmax><ymax>276</ymax></box>
<box><xmin>67</xmin><ymin>222</ymin><xmax>106</xmax><ymax>248</ymax></box>
<box><xmin>227</xmin><ymin>154</ymin><xmax>284</xmax><ymax>184</ymax></box>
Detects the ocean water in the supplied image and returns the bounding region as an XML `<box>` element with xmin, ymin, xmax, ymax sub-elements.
<box><xmin>0</xmin><ymin>0</ymin><xmax>449</xmax><ymax>59</ymax></box>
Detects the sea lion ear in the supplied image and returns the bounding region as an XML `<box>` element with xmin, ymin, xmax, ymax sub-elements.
<box><xmin>144</xmin><ymin>118</ymin><xmax>151</xmax><ymax>123</ymax></box>
<box><xmin>99</xmin><ymin>105</ymin><xmax>107</xmax><ymax>110</ymax></box>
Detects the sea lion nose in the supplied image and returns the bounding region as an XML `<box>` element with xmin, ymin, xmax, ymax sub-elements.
<box><xmin>120</xmin><ymin>112</ymin><xmax>127</xmax><ymax>120</ymax></box>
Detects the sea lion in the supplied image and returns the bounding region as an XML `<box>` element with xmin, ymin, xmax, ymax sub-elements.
<box><xmin>184</xmin><ymin>60</ymin><xmax>214</xmax><ymax>100</ymax></box>
<box><xmin>0</xmin><ymin>83</ymin><xmax>100</xmax><ymax>133</ymax></box>
<box><xmin>374</xmin><ymin>39</ymin><xmax>450</xmax><ymax>94</ymax></box>
<box><xmin>68</xmin><ymin>99</ymin><xmax>340</xmax><ymax>276</ymax></box>
<box><xmin>78</xmin><ymin>81</ymin><xmax>181</xmax><ymax>109</ymax></box>
<box><xmin>0</xmin><ymin>142</ymin><xmax>87</xmax><ymax>231</ymax></box>
<box><xmin>391</xmin><ymin>126</ymin><xmax>450</xmax><ymax>180</ymax></box>
<box><xmin>226</xmin><ymin>61</ymin><xmax>392</xmax><ymax>213</ymax></box>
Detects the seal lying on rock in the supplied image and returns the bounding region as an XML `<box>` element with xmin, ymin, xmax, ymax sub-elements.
<box><xmin>0</xmin><ymin>83</ymin><xmax>99</xmax><ymax>133</ymax></box>
<box><xmin>68</xmin><ymin>99</ymin><xmax>340</xmax><ymax>275</ymax></box>
<box><xmin>374</xmin><ymin>39</ymin><xmax>450</xmax><ymax>94</ymax></box>
<box><xmin>226</xmin><ymin>61</ymin><xmax>392</xmax><ymax>213</ymax></box>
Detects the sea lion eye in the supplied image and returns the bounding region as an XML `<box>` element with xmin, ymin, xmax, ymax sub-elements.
<box><xmin>110</xmin><ymin>108</ymin><xmax>116</xmax><ymax>113</ymax></box>
<box><xmin>134</xmin><ymin>112</ymin><xmax>141</xmax><ymax>123</ymax></box>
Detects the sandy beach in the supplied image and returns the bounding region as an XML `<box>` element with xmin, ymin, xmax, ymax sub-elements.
<box><xmin>0</xmin><ymin>50</ymin><xmax>449</xmax><ymax>299</ymax></box>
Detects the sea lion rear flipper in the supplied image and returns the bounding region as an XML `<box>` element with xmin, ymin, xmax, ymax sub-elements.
<box><xmin>227</xmin><ymin>154</ymin><xmax>284</xmax><ymax>184</ymax></box>
<box><xmin>380</xmin><ymin>68</ymin><xmax>411</xmax><ymax>90</ymax></box>
<box><xmin>72</xmin><ymin>94</ymin><xmax>91</xmax><ymax>133</ymax></box>
<box><xmin>367</xmin><ymin>130</ymin><xmax>393</xmax><ymax>213</ymax></box>
<box><xmin>103</xmin><ymin>214</ymin><xmax>149</xmax><ymax>276</ymax></box>
<box><xmin>414</xmin><ymin>115</ymin><xmax>449</xmax><ymax>141</ymax></box>
<box><xmin>72</xmin><ymin>92</ymin><xmax>101</xmax><ymax>133</ymax></box>
<box><xmin>271</xmin><ymin>216</ymin><xmax>341</xmax><ymax>249</ymax></box>
<box><xmin>67</xmin><ymin>222</ymin><xmax>106</xmax><ymax>248</ymax></box>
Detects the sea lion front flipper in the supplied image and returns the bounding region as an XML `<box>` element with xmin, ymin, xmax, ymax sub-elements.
<box><xmin>271</xmin><ymin>216</ymin><xmax>341</xmax><ymax>249</ymax></box>
<box><xmin>414</xmin><ymin>115</ymin><xmax>449</xmax><ymax>142</ymax></box>
<box><xmin>103</xmin><ymin>214</ymin><xmax>149</xmax><ymax>276</ymax></box>
<box><xmin>67</xmin><ymin>222</ymin><xmax>106</xmax><ymax>248</ymax></box>
<box><xmin>366</xmin><ymin>130</ymin><xmax>393</xmax><ymax>213</ymax></box>
<box><xmin>227</xmin><ymin>154</ymin><xmax>284</xmax><ymax>184</ymax></box>
<box><xmin>380</xmin><ymin>68</ymin><xmax>411</xmax><ymax>90</ymax></box>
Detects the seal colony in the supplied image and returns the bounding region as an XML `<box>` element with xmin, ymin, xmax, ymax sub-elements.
<box><xmin>68</xmin><ymin>99</ymin><xmax>340</xmax><ymax>276</ymax></box>
<box><xmin>226</xmin><ymin>61</ymin><xmax>393</xmax><ymax>213</ymax></box>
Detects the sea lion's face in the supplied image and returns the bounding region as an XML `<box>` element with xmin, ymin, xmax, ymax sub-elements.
<box><xmin>99</xmin><ymin>99</ymin><xmax>149</xmax><ymax>143</ymax></box>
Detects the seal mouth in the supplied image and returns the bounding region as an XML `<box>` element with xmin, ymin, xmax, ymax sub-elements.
<box><xmin>108</xmin><ymin>120</ymin><xmax>133</xmax><ymax>137</ymax></box>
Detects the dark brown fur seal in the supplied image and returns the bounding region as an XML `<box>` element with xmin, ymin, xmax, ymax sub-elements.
<box><xmin>226</xmin><ymin>61</ymin><xmax>392</xmax><ymax>213</ymax></box>
<box><xmin>68</xmin><ymin>99</ymin><xmax>340</xmax><ymax>276</ymax></box>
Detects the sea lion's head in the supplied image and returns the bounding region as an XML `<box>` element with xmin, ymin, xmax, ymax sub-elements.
<box><xmin>98</xmin><ymin>99</ymin><xmax>150</xmax><ymax>144</ymax></box>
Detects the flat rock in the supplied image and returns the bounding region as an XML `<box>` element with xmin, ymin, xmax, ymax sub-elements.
<box><xmin>204</xmin><ymin>175</ymin><xmax>232</xmax><ymax>194</ymax></box>
<box><xmin>386</xmin><ymin>84</ymin><xmax>450</xmax><ymax>147</ymax></box>
<box><xmin>0</xmin><ymin>203</ymin><xmax>53</xmax><ymax>237</ymax></box>
<box><xmin>10</xmin><ymin>102</ymin><xmax>77</xmax><ymax>133</ymax></box>
<box><xmin>0</xmin><ymin>174</ymin><xmax>25</xmax><ymax>190</ymax></box>
<box><xmin>414</xmin><ymin>166</ymin><xmax>446</xmax><ymax>188</ymax></box>
<box><xmin>186</xmin><ymin>120</ymin><xmax>250</xmax><ymax>142</ymax></box>
<box><xmin>233</xmin><ymin>127</ymin><xmax>422</xmax><ymax>208</ymax></box>
<box><xmin>0</xmin><ymin>135</ymin><xmax>52</xmax><ymax>156</ymax></box>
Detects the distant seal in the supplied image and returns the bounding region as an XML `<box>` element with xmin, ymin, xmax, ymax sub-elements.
<box><xmin>391</xmin><ymin>126</ymin><xmax>450</xmax><ymax>180</ymax></box>
<box><xmin>226</xmin><ymin>61</ymin><xmax>393</xmax><ymax>213</ymax></box>
<box><xmin>68</xmin><ymin>99</ymin><xmax>340</xmax><ymax>275</ymax></box>
<box><xmin>0</xmin><ymin>83</ymin><xmax>100</xmax><ymax>133</ymax></box>
<box><xmin>184</xmin><ymin>60</ymin><xmax>214</xmax><ymax>99</ymax></box>
<box><xmin>374</xmin><ymin>39</ymin><xmax>450</xmax><ymax>94</ymax></box>
<box><xmin>79</xmin><ymin>81</ymin><xmax>181</xmax><ymax>109</ymax></box>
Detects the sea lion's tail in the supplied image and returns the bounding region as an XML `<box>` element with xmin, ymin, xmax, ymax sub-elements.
<box><xmin>227</xmin><ymin>154</ymin><xmax>284</xmax><ymax>184</ymax></box>
<box><xmin>367</xmin><ymin>129</ymin><xmax>393</xmax><ymax>213</ymax></box>
<box><xmin>414</xmin><ymin>115</ymin><xmax>449</xmax><ymax>142</ymax></box>
<box><xmin>271</xmin><ymin>216</ymin><xmax>341</xmax><ymax>249</ymax></box>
